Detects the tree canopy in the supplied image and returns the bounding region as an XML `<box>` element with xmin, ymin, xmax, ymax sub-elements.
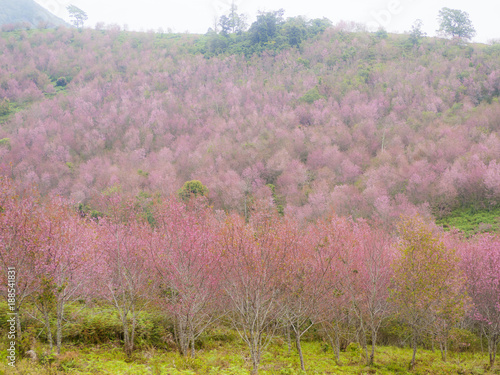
<box><xmin>67</xmin><ymin>4</ymin><xmax>88</xmax><ymax>29</ymax></box>
<box><xmin>177</xmin><ymin>180</ymin><xmax>209</xmax><ymax>202</ymax></box>
<box><xmin>437</xmin><ymin>8</ymin><xmax>476</xmax><ymax>41</ymax></box>
<box><xmin>200</xmin><ymin>8</ymin><xmax>331</xmax><ymax>57</ymax></box>
<box><xmin>408</xmin><ymin>19</ymin><xmax>426</xmax><ymax>47</ymax></box>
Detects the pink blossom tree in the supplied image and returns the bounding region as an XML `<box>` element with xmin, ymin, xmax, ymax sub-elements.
<box><xmin>95</xmin><ymin>192</ymin><xmax>156</xmax><ymax>358</ymax></box>
<box><xmin>280</xmin><ymin>217</ymin><xmax>333</xmax><ymax>371</ymax></box>
<box><xmin>0</xmin><ymin>178</ymin><xmax>43</xmax><ymax>337</ymax></box>
<box><xmin>462</xmin><ymin>234</ymin><xmax>500</xmax><ymax>368</ymax></box>
<box><xmin>216</xmin><ymin>205</ymin><xmax>289</xmax><ymax>374</ymax></box>
<box><xmin>33</xmin><ymin>198</ymin><xmax>98</xmax><ymax>354</ymax></box>
<box><xmin>149</xmin><ymin>197</ymin><xmax>220</xmax><ymax>357</ymax></box>
<box><xmin>348</xmin><ymin>220</ymin><xmax>394</xmax><ymax>365</ymax></box>
<box><xmin>314</xmin><ymin>215</ymin><xmax>354</xmax><ymax>364</ymax></box>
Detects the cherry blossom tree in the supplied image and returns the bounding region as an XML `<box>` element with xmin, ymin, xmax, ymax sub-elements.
<box><xmin>35</xmin><ymin>198</ymin><xmax>98</xmax><ymax>354</ymax></box>
<box><xmin>149</xmin><ymin>197</ymin><xmax>220</xmax><ymax>357</ymax></box>
<box><xmin>0</xmin><ymin>178</ymin><xmax>43</xmax><ymax>337</ymax></box>
<box><xmin>216</xmin><ymin>205</ymin><xmax>289</xmax><ymax>374</ymax></box>
<box><xmin>349</xmin><ymin>220</ymin><xmax>394</xmax><ymax>365</ymax></box>
<box><xmin>313</xmin><ymin>215</ymin><xmax>354</xmax><ymax>364</ymax></box>
<box><xmin>462</xmin><ymin>234</ymin><xmax>500</xmax><ymax>368</ymax></box>
<box><xmin>95</xmin><ymin>193</ymin><xmax>156</xmax><ymax>358</ymax></box>
<box><xmin>280</xmin><ymin>217</ymin><xmax>334</xmax><ymax>371</ymax></box>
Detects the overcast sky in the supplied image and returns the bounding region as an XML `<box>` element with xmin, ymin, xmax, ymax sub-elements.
<box><xmin>34</xmin><ymin>0</ymin><xmax>500</xmax><ymax>43</ymax></box>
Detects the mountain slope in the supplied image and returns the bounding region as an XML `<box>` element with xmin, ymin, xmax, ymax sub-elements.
<box><xmin>0</xmin><ymin>0</ymin><xmax>69</xmax><ymax>28</ymax></box>
<box><xmin>0</xmin><ymin>27</ymin><xmax>499</xmax><ymax>226</ymax></box>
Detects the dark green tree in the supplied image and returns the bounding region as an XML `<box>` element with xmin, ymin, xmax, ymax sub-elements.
<box><xmin>282</xmin><ymin>17</ymin><xmax>307</xmax><ymax>48</ymax></box>
<box><xmin>177</xmin><ymin>180</ymin><xmax>209</xmax><ymax>202</ymax></box>
<box><xmin>437</xmin><ymin>8</ymin><xmax>475</xmax><ymax>41</ymax></box>
<box><xmin>408</xmin><ymin>19</ymin><xmax>426</xmax><ymax>47</ymax></box>
<box><xmin>308</xmin><ymin>18</ymin><xmax>332</xmax><ymax>35</ymax></box>
<box><xmin>218</xmin><ymin>15</ymin><xmax>232</xmax><ymax>35</ymax></box>
<box><xmin>249</xmin><ymin>9</ymin><xmax>285</xmax><ymax>45</ymax></box>
<box><xmin>228</xmin><ymin>1</ymin><xmax>247</xmax><ymax>34</ymax></box>
<box><xmin>218</xmin><ymin>2</ymin><xmax>247</xmax><ymax>35</ymax></box>
<box><xmin>0</xmin><ymin>98</ymin><xmax>10</xmax><ymax>116</ymax></box>
<box><xmin>67</xmin><ymin>4</ymin><xmax>88</xmax><ymax>29</ymax></box>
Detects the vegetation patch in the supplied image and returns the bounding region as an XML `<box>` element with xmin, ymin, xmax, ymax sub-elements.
<box><xmin>437</xmin><ymin>206</ymin><xmax>500</xmax><ymax>236</ymax></box>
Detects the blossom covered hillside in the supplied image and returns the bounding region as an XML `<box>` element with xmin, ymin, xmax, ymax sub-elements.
<box><xmin>0</xmin><ymin>25</ymin><xmax>499</xmax><ymax>224</ymax></box>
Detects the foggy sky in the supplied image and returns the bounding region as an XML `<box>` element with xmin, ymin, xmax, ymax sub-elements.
<box><xmin>34</xmin><ymin>0</ymin><xmax>500</xmax><ymax>43</ymax></box>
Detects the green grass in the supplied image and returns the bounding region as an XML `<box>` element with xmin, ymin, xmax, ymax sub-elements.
<box><xmin>1</xmin><ymin>337</ymin><xmax>498</xmax><ymax>374</ymax></box>
<box><xmin>0</xmin><ymin>100</ymin><xmax>29</xmax><ymax>124</ymax></box>
<box><xmin>437</xmin><ymin>206</ymin><xmax>500</xmax><ymax>236</ymax></box>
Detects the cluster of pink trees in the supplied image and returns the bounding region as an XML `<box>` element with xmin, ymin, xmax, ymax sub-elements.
<box><xmin>1</xmin><ymin>27</ymin><xmax>499</xmax><ymax>223</ymax></box>
<box><xmin>0</xmin><ymin>177</ymin><xmax>98</xmax><ymax>354</ymax></box>
<box><xmin>1</xmin><ymin>178</ymin><xmax>499</xmax><ymax>373</ymax></box>
<box><xmin>461</xmin><ymin>234</ymin><xmax>500</xmax><ymax>367</ymax></box>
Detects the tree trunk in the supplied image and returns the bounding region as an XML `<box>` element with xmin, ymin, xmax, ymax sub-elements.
<box><xmin>480</xmin><ymin>330</ymin><xmax>483</xmax><ymax>354</ymax></box>
<box><xmin>324</xmin><ymin>325</ymin><xmax>341</xmax><ymax>365</ymax></box>
<box><xmin>190</xmin><ymin>328</ymin><xmax>196</xmax><ymax>358</ymax></box>
<box><xmin>369</xmin><ymin>330</ymin><xmax>377</xmax><ymax>365</ymax></box>
<box><xmin>123</xmin><ymin>315</ymin><xmax>130</xmax><ymax>357</ymax></box>
<box><xmin>44</xmin><ymin>309</ymin><xmax>53</xmax><ymax>351</ymax></box>
<box><xmin>56</xmin><ymin>313</ymin><xmax>62</xmax><ymax>355</ymax></box>
<box><xmin>489</xmin><ymin>337</ymin><xmax>497</xmax><ymax>368</ymax></box>
<box><xmin>409</xmin><ymin>336</ymin><xmax>417</xmax><ymax>370</ymax></box>
<box><xmin>130</xmin><ymin>314</ymin><xmax>137</xmax><ymax>356</ymax></box>
<box><xmin>16</xmin><ymin>308</ymin><xmax>22</xmax><ymax>338</ymax></box>
<box><xmin>359</xmin><ymin>329</ymin><xmax>369</xmax><ymax>364</ymax></box>
<box><xmin>122</xmin><ymin>313</ymin><xmax>134</xmax><ymax>358</ymax></box>
<box><xmin>56</xmin><ymin>298</ymin><xmax>65</xmax><ymax>355</ymax></box>
<box><xmin>333</xmin><ymin>332</ymin><xmax>341</xmax><ymax>364</ymax></box>
<box><xmin>251</xmin><ymin>357</ymin><xmax>259</xmax><ymax>375</ymax></box>
<box><xmin>439</xmin><ymin>340</ymin><xmax>448</xmax><ymax>362</ymax></box>
<box><xmin>250</xmin><ymin>334</ymin><xmax>260</xmax><ymax>375</ymax></box>
<box><xmin>296</xmin><ymin>331</ymin><xmax>305</xmax><ymax>371</ymax></box>
<box><xmin>175</xmin><ymin>316</ymin><xmax>189</xmax><ymax>356</ymax></box>
<box><xmin>286</xmin><ymin>325</ymin><xmax>291</xmax><ymax>355</ymax></box>
<box><xmin>173</xmin><ymin>317</ymin><xmax>180</xmax><ymax>353</ymax></box>
<box><xmin>251</xmin><ymin>348</ymin><xmax>259</xmax><ymax>374</ymax></box>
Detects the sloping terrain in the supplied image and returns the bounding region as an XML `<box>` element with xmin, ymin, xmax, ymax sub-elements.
<box><xmin>0</xmin><ymin>26</ymin><xmax>499</xmax><ymax>225</ymax></box>
<box><xmin>0</xmin><ymin>0</ymin><xmax>68</xmax><ymax>29</ymax></box>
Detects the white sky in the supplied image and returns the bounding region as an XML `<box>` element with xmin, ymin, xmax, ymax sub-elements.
<box><xmin>34</xmin><ymin>0</ymin><xmax>500</xmax><ymax>43</ymax></box>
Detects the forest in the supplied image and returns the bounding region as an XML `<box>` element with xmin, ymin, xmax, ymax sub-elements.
<box><xmin>1</xmin><ymin>176</ymin><xmax>499</xmax><ymax>374</ymax></box>
<box><xmin>0</xmin><ymin>8</ymin><xmax>499</xmax><ymax>375</ymax></box>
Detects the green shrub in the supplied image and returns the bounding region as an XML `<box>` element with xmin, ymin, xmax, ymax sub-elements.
<box><xmin>448</xmin><ymin>328</ymin><xmax>481</xmax><ymax>352</ymax></box>
<box><xmin>18</xmin><ymin>327</ymin><xmax>36</xmax><ymax>358</ymax></box>
<box><xmin>64</xmin><ymin>307</ymin><xmax>123</xmax><ymax>345</ymax></box>
<box><xmin>178</xmin><ymin>180</ymin><xmax>209</xmax><ymax>202</ymax></box>
<box><xmin>296</xmin><ymin>57</ymin><xmax>310</xmax><ymax>68</ymax></box>
<box><xmin>55</xmin><ymin>77</ymin><xmax>67</xmax><ymax>87</ymax></box>
<box><xmin>437</xmin><ymin>205</ymin><xmax>500</xmax><ymax>236</ymax></box>
<box><xmin>38</xmin><ymin>350</ymin><xmax>57</xmax><ymax>365</ymax></box>
<box><xmin>0</xmin><ymin>98</ymin><xmax>10</xmax><ymax>115</ymax></box>
<box><xmin>299</xmin><ymin>86</ymin><xmax>324</xmax><ymax>104</ymax></box>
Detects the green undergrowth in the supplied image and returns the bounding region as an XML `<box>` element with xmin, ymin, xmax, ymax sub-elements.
<box><xmin>1</xmin><ymin>336</ymin><xmax>498</xmax><ymax>374</ymax></box>
<box><xmin>437</xmin><ymin>206</ymin><xmax>500</xmax><ymax>236</ymax></box>
<box><xmin>0</xmin><ymin>301</ymin><xmax>498</xmax><ymax>373</ymax></box>
<box><xmin>0</xmin><ymin>100</ymin><xmax>30</xmax><ymax>124</ymax></box>
<box><xmin>0</xmin><ymin>92</ymin><xmax>64</xmax><ymax>128</ymax></box>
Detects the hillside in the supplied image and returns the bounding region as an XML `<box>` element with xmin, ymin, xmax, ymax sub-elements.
<box><xmin>0</xmin><ymin>25</ymin><xmax>499</xmax><ymax>228</ymax></box>
<box><xmin>0</xmin><ymin>22</ymin><xmax>500</xmax><ymax>373</ymax></box>
<box><xmin>0</xmin><ymin>0</ymin><xmax>68</xmax><ymax>29</ymax></box>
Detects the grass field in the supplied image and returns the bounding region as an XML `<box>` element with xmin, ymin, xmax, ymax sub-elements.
<box><xmin>1</xmin><ymin>335</ymin><xmax>499</xmax><ymax>374</ymax></box>
<box><xmin>437</xmin><ymin>206</ymin><xmax>500</xmax><ymax>236</ymax></box>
